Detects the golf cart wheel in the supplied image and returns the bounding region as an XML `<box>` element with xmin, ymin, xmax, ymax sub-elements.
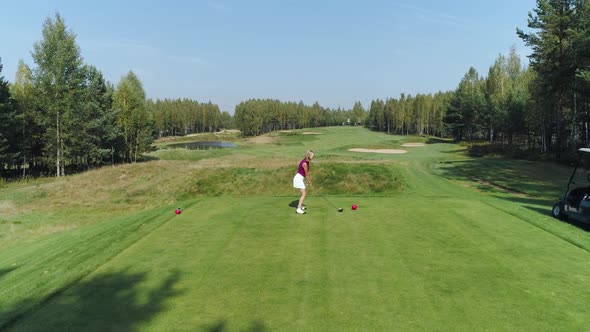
<box><xmin>551</xmin><ymin>202</ymin><xmax>565</xmax><ymax>220</ymax></box>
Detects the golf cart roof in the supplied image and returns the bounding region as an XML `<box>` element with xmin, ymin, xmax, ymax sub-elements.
<box><xmin>579</xmin><ymin>148</ymin><xmax>590</xmax><ymax>171</ymax></box>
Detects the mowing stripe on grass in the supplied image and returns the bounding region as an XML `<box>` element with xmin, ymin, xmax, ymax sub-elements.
<box><xmin>0</xmin><ymin>201</ymin><xmax>197</xmax><ymax>330</ymax></box>
<box><xmin>5</xmin><ymin>194</ymin><xmax>590</xmax><ymax>331</ymax></box>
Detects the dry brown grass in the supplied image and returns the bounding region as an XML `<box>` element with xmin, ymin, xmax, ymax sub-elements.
<box><xmin>154</xmin><ymin>130</ymin><xmax>240</xmax><ymax>144</ymax></box>
<box><xmin>0</xmin><ymin>201</ymin><xmax>18</xmax><ymax>214</ymax></box>
<box><xmin>0</xmin><ymin>160</ymin><xmax>204</xmax><ymax>248</ymax></box>
<box><xmin>348</xmin><ymin>148</ymin><xmax>408</xmax><ymax>154</ymax></box>
<box><xmin>189</xmin><ymin>154</ymin><xmax>293</xmax><ymax>169</ymax></box>
<box><xmin>245</xmin><ymin>134</ymin><xmax>278</xmax><ymax>144</ymax></box>
<box><xmin>33</xmin><ymin>223</ymin><xmax>80</xmax><ymax>238</ymax></box>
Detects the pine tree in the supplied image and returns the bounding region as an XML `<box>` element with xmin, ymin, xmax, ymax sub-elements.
<box><xmin>518</xmin><ymin>0</ymin><xmax>578</xmax><ymax>151</ymax></box>
<box><xmin>0</xmin><ymin>58</ymin><xmax>20</xmax><ymax>176</ymax></box>
<box><xmin>75</xmin><ymin>65</ymin><xmax>117</xmax><ymax>167</ymax></box>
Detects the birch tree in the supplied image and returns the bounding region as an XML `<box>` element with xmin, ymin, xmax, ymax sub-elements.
<box><xmin>31</xmin><ymin>13</ymin><xmax>84</xmax><ymax>176</ymax></box>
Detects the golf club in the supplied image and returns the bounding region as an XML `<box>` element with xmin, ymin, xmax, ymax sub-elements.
<box><xmin>310</xmin><ymin>185</ymin><xmax>343</xmax><ymax>212</ymax></box>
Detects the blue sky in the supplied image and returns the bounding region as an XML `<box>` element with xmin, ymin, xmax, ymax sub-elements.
<box><xmin>1</xmin><ymin>0</ymin><xmax>536</xmax><ymax>114</ymax></box>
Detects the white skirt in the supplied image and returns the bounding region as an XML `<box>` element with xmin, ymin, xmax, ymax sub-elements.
<box><xmin>293</xmin><ymin>173</ymin><xmax>306</xmax><ymax>189</ymax></box>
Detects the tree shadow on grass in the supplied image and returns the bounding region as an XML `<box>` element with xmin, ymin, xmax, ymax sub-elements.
<box><xmin>0</xmin><ymin>267</ymin><xmax>17</xmax><ymax>280</ymax></box>
<box><xmin>203</xmin><ymin>319</ymin><xmax>267</xmax><ymax>332</ymax></box>
<box><xmin>494</xmin><ymin>195</ymin><xmax>555</xmax><ymax>207</ymax></box>
<box><xmin>522</xmin><ymin>204</ymin><xmax>590</xmax><ymax>232</ymax></box>
<box><xmin>437</xmin><ymin>148</ymin><xmax>469</xmax><ymax>154</ymax></box>
<box><xmin>522</xmin><ymin>204</ymin><xmax>553</xmax><ymax>217</ymax></box>
<box><xmin>563</xmin><ymin>219</ymin><xmax>590</xmax><ymax>232</ymax></box>
<box><xmin>426</xmin><ymin>137</ymin><xmax>455</xmax><ymax>144</ymax></box>
<box><xmin>1</xmin><ymin>269</ymin><xmax>182</xmax><ymax>331</ymax></box>
<box><xmin>499</xmin><ymin>199</ymin><xmax>590</xmax><ymax>233</ymax></box>
<box><xmin>140</xmin><ymin>154</ymin><xmax>160</xmax><ymax>162</ymax></box>
<box><xmin>437</xmin><ymin>158</ymin><xmax>562</xmax><ymax>203</ymax></box>
<box><xmin>436</xmin><ymin>157</ymin><xmax>590</xmax><ymax>235</ymax></box>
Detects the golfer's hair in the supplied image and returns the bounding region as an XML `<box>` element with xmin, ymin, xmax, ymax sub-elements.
<box><xmin>305</xmin><ymin>150</ymin><xmax>315</xmax><ymax>159</ymax></box>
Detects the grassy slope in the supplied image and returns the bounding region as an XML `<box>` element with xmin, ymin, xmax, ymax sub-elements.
<box><xmin>0</xmin><ymin>203</ymin><xmax>188</xmax><ymax>328</ymax></box>
<box><xmin>1</xmin><ymin>127</ymin><xmax>590</xmax><ymax>331</ymax></box>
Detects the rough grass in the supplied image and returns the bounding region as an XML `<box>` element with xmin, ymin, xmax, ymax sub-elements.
<box><xmin>315</xmin><ymin>163</ymin><xmax>402</xmax><ymax>194</ymax></box>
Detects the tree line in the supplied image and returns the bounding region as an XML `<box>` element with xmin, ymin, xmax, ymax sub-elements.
<box><xmin>0</xmin><ymin>14</ymin><xmax>227</xmax><ymax>178</ymax></box>
<box><xmin>148</xmin><ymin>99</ymin><xmax>228</xmax><ymax>137</ymax></box>
<box><xmin>365</xmin><ymin>92</ymin><xmax>452</xmax><ymax>137</ymax></box>
<box><xmin>367</xmin><ymin>0</ymin><xmax>590</xmax><ymax>155</ymax></box>
<box><xmin>234</xmin><ymin>99</ymin><xmax>367</xmax><ymax>136</ymax></box>
<box><xmin>443</xmin><ymin>47</ymin><xmax>532</xmax><ymax>145</ymax></box>
<box><xmin>365</xmin><ymin>45</ymin><xmax>537</xmax><ymax>148</ymax></box>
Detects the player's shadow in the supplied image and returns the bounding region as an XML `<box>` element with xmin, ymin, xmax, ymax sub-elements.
<box><xmin>288</xmin><ymin>200</ymin><xmax>299</xmax><ymax>208</ymax></box>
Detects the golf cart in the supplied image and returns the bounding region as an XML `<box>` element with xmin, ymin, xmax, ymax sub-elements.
<box><xmin>552</xmin><ymin>148</ymin><xmax>590</xmax><ymax>223</ymax></box>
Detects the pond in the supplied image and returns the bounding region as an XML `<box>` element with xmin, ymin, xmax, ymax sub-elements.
<box><xmin>165</xmin><ymin>141</ymin><xmax>237</xmax><ymax>150</ymax></box>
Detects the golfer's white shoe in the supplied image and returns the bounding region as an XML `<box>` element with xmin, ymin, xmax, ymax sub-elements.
<box><xmin>296</xmin><ymin>208</ymin><xmax>305</xmax><ymax>214</ymax></box>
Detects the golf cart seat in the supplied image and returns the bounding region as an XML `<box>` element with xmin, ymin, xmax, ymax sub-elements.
<box><xmin>566</xmin><ymin>187</ymin><xmax>590</xmax><ymax>209</ymax></box>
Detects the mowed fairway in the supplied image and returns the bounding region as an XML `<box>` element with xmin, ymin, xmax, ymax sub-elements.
<box><xmin>1</xmin><ymin>127</ymin><xmax>590</xmax><ymax>331</ymax></box>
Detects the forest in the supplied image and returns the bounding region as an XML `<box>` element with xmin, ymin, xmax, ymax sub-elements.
<box><xmin>1</xmin><ymin>1</ymin><xmax>589</xmax><ymax>178</ymax></box>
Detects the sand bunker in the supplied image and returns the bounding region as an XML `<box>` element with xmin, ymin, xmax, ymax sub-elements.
<box><xmin>349</xmin><ymin>148</ymin><xmax>407</xmax><ymax>154</ymax></box>
<box><xmin>302</xmin><ymin>132</ymin><xmax>322</xmax><ymax>135</ymax></box>
<box><xmin>401</xmin><ymin>143</ymin><xmax>426</xmax><ymax>147</ymax></box>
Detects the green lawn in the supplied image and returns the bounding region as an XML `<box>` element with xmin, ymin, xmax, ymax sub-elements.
<box><xmin>1</xmin><ymin>127</ymin><xmax>590</xmax><ymax>331</ymax></box>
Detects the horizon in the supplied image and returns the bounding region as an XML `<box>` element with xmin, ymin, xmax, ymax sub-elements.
<box><xmin>1</xmin><ymin>0</ymin><xmax>536</xmax><ymax>114</ymax></box>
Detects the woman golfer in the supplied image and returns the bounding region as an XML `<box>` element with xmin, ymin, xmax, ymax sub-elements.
<box><xmin>293</xmin><ymin>150</ymin><xmax>315</xmax><ymax>214</ymax></box>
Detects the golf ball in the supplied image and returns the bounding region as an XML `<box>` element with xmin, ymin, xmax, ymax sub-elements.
<box><xmin>352</xmin><ymin>204</ymin><xmax>358</xmax><ymax>210</ymax></box>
